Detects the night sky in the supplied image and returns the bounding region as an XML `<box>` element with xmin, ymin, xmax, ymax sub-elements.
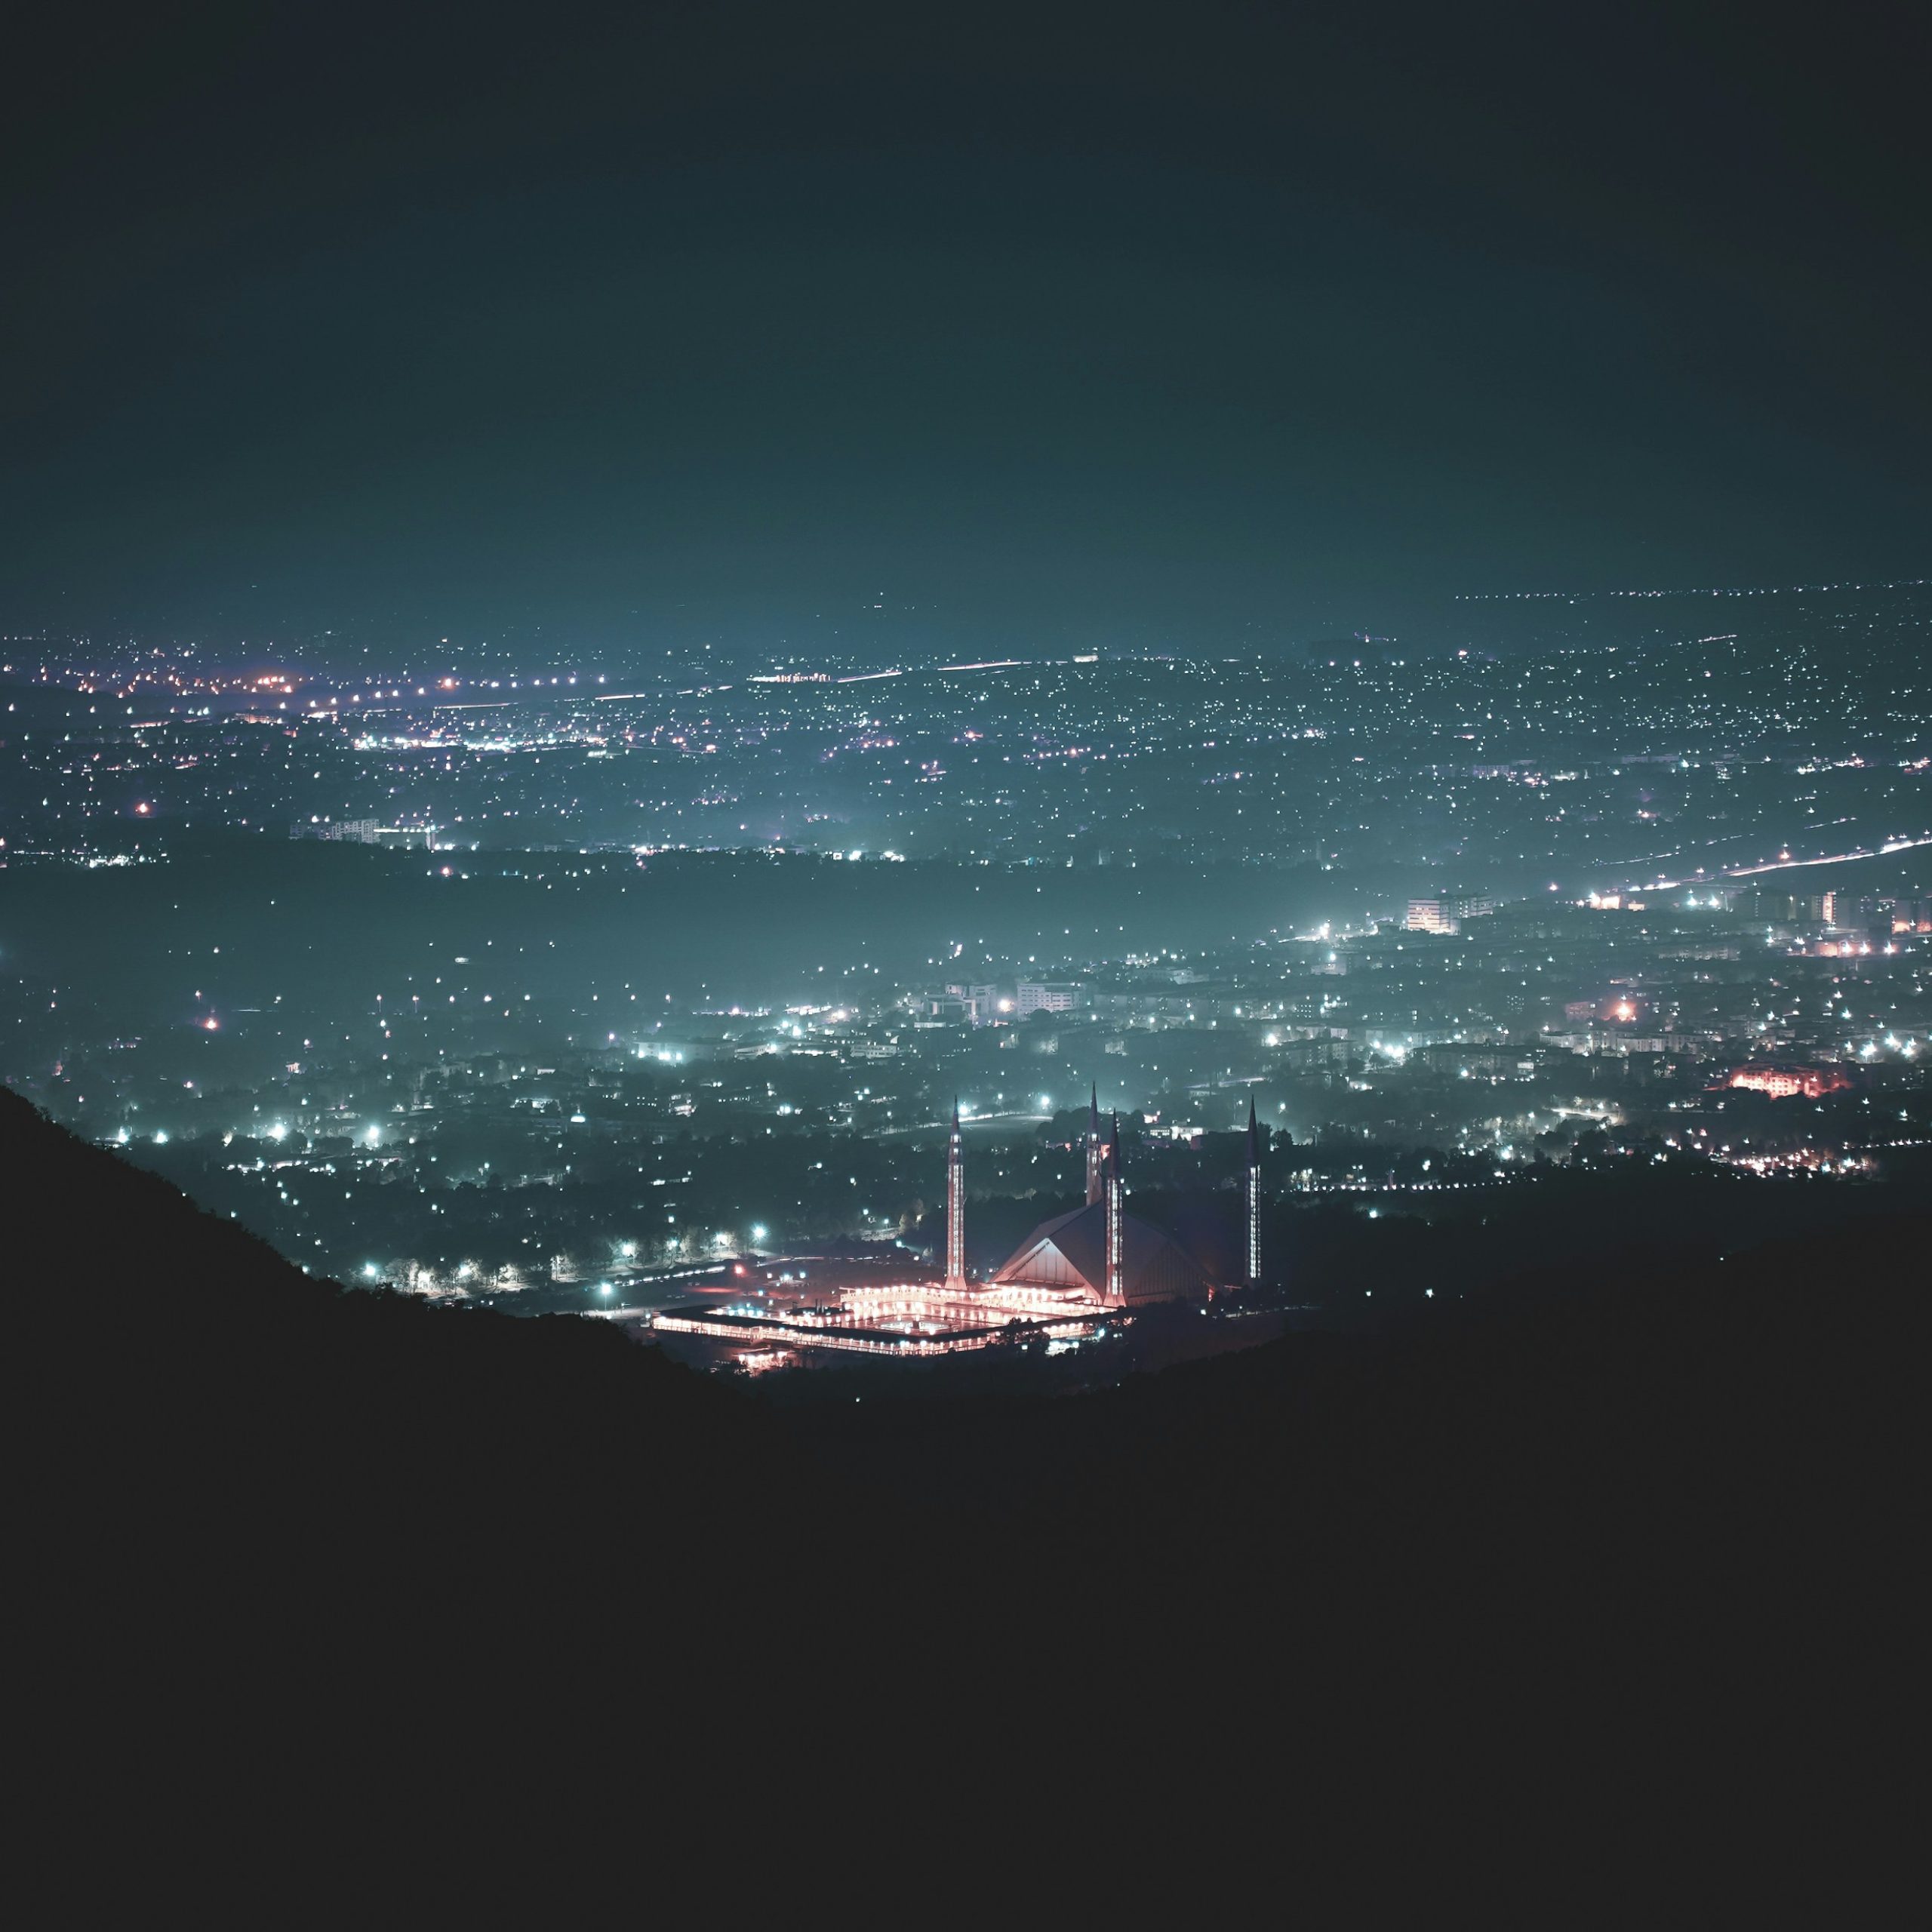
<box><xmin>5</xmin><ymin>0</ymin><xmax>1926</xmax><ymax>654</ymax></box>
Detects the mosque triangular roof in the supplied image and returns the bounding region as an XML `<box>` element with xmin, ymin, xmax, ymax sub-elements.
<box><xmin>991</xmin><ymin>1200</ymin><xmax>1207</xmax><ymax>1305</ymax></box>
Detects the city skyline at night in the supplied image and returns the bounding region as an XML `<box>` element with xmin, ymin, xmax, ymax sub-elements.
<box><xmin>6</xmin><ymin>1</ymin><xmax>1925</xmax><ymax>1879</ymax></box>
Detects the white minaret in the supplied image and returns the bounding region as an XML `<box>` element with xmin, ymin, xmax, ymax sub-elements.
<box><xmin>1245</xmin><ymin>1094</ymin><xmax>1263</xmax><ymax>1288</ymax></box>
<box><xmin>945</xmin><ymin>1099</ymin><xmax>967</xmax><ymax>1293</ymax></box>
<box><xmin>1104</xmin><ymin>1112</ymin><xmax>1124</xmax><ymax>1306</ymax></box>
<box><xmin>1084</xmin><ymin>1083</ymin><xmax>1103</xmax><ymax>1205</ymax></box>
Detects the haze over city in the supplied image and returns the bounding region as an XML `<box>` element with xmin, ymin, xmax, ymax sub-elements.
<box><xmin>7</xmin><ymin>0</ymin><xmax>1925</xmax><ymax>1892</ymax></box>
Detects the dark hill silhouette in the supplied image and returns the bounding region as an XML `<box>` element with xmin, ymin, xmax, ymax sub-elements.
<box><xmin>11</xmin><ymin>1081</ymin><xmax>1923</xmax><ymax>1890</ymax></box>
<box><xmin>14</xmin><ymin>1079</ymin><xmax>1924</xmax><ymax>1612</ymax></box>
<box><xmin>7</xmin><ymin>1085</ymin><xmax>791</xmax><ymax>1618</ymax></box>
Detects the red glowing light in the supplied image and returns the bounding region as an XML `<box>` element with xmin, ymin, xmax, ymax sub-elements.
<box><xmin>1725</xmin><ymin>1065</ymin><xmax>1850</xmax><ymax>1100</ymax></box>
<box><xmin>134</xmin><ymin>801</ymin><xmax>152</xmax><ymax>815</ymax></box>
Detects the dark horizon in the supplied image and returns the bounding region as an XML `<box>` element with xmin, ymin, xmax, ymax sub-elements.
<box><xmin>5</xmin><ymin>1</ymin><xmax>1927</xmax><ymax>653</ymax></box>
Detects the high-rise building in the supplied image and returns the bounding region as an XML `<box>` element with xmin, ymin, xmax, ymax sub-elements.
<box><xmin>1016</xmin><ymin>982</ymin><xmax>1080</xmax><ymax>1016</ymax></box>
<box><xmin>1407</xmin><ymin>893</ymin><xmax>1494</xmax><ymax>934</ymax></box>
<box><xmin>1737</xmin><ymin>890</ymin><xmax>1838</xmax><ymax>927</ymax></box>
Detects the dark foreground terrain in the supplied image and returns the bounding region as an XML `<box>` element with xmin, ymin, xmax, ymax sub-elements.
<box><xmin>10</xmin><ymin>1084</ymin><xmax>1921</xmax><ymax>1897</ymax></box>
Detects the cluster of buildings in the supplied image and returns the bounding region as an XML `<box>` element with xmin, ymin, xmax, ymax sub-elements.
<box><xmin>1734</xmin><ymin>890</ymin><xmax>1932</xmax><ymax>946</ymax></box>
<box><xmin>1405</xmin><ymin>893</ymin><xmax>1495</xmax><ymax>935</ymax></box>
<box><xmin>293</xmin><ymin>817</ymin><xmax>440</xmax><ymax>849</ymax></box>
<box><xmin>920</xmin><ymin>980</ymin><xmax>1083</xmax><ymax>1024</ymax></box>
<box><xmin>6</xmin><ymin>599</ymin><xmax>1924</xmax><ymax>1306</ymax></box>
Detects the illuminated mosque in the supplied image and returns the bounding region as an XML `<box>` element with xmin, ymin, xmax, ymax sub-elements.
<box><xmin>655</xmin><ymin>1090</ymin><xmax>1263</xmax><ymax>1361</ymax></box>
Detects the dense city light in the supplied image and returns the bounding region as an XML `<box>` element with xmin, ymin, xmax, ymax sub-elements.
<box><xmin>5</xmin><ymin>5</ymin><xmax>1925</xmax><ymax>1829</ymax></box>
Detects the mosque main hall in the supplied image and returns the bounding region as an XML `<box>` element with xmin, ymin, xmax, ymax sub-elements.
<box><xmin>654</xmin><ymin>1091</ymin><xmax>1264</xmax><ymax>1361</ymax></box>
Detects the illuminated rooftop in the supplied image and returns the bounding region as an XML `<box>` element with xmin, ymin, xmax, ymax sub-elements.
<box><xmin>654</xmin><ymin>1275</ymin><xmax>1111</xmax><ymax>1358</ymax></box>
